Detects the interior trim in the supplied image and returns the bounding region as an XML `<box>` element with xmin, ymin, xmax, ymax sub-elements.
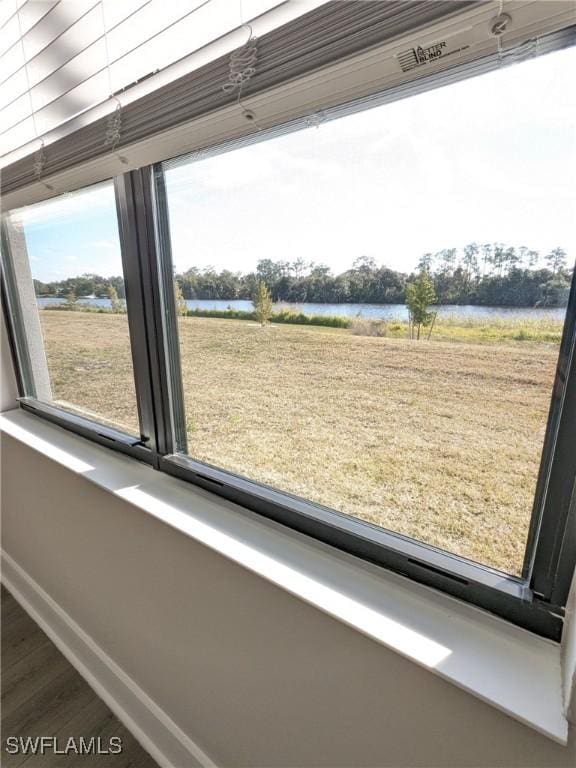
<box><xmin>1</xmin><ymin>551</ymin><xmax>216</xmax><ymax>768</ymax></box>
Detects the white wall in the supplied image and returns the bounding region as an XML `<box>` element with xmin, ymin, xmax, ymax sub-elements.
<box><xmin>1</xmin><ymin>432</ymin><xmax>575</xmax><ymax>767</ymax></box>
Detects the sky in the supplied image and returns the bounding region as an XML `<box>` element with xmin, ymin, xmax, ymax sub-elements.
<box><xmin>14</xmin><ymin>45</ymin><xmax>576</xmax><ymax>283</ymax></box>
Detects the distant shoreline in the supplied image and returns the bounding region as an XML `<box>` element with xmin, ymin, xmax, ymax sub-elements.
<box><xmin>36</xmin><ymin>296</ymin><xmax>568</xmax><ymax>314</ymax></box>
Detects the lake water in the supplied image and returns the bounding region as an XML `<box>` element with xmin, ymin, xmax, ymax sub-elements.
<box><xmin>36</xmin><ymin>297</ymin><xmax>566</xmax><ymax>321</ymax></box>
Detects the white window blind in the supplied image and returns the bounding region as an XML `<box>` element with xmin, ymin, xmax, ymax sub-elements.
<box><xmin>2</xmin><ymin>0</ymin><xmax>575</xmax><ymax>210</ymax></box>
<box><xmin>0</xmin><ymin>0</ymin><xmax>295</xmax><ymax>158</ymax></box>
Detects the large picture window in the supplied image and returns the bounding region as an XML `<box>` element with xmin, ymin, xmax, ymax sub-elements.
<box><xmin>157</xmin><ymin>44</ymin><xmax>575</xmax><ymax>577</ymax></box>
<box><xmin>1</xmin><ymin>21</ymin><xmax>575</xmax><ymax>640</ymax></box>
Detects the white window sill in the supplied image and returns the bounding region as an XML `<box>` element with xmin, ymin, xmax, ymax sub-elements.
<box><xmin>0</xmin><ymin>408</ymin><xmax>569</xmax><ymax>745</ymax></box>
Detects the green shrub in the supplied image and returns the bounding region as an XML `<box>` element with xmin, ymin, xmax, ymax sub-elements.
<box><xmin>406</xmin><ymin>271</ymin><xmax>437</xmax><ymax>340</ymax></box>
<box><xmin>253</xmin><ymin>281</ymin><xmax>273</xmax><ymax>326</ymax></box>
<box><xmin>271</xmin><ymin>310</ymin><xmax>349</xmax><ymax>328</ymax></box>
<box><xmin>185</xmin><ymin>307</ymin><xmax>350</xmax><ymax>328</ymax></box>
<box><xmin>43</xmin><ymin>303</ymin><xmax>111</xmax><ymax>314</ymax></box>
<box><xmin>107</xmin><ymin>286</ymin><xmax>125</xmax><ymax>314</ymax></box>
<box><xmin>186</xmin><ymin>308</ymin><xmax>257</xmax><ymax>321</ymax></box>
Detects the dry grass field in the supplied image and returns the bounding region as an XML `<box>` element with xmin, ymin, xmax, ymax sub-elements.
<box><xmin>38</xmin><ymin>310</ymin><xmax>560</xmax><ymax>574</ymax></box>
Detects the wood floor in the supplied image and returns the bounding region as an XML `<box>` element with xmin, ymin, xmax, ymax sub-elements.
<box><xmin>1</xmin><ymin>586</ymin><xmax>158</xmax><ymax>767</ymax></box>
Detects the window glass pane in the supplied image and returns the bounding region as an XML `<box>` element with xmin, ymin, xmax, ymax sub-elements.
<box><xmin>161</xmin><ymin>46</ymin><xmax>575</xmax><ymax>575</ymax></box>
<box><xmin>2</xmin><ymin>182</ymin><xmax>139</xmax><ymax>434</ymax></box>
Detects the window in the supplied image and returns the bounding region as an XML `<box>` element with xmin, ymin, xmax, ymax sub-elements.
<box><xmin>1</xmin><ymin>21</ymin><xmax>575</xmax><ymax>641</ymax></box>
<box><xmin>157</xmin><ymin>45</ymin><xmax>575</xmax><ymax>578</ymax></box>
<box><xmin>1</xmin><ymin>182</ymin><xmax>140</xmax><ymax>437</ymax></box>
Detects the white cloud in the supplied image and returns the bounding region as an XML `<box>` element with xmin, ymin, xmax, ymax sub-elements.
<box><xmin>13</xmin><ymin>181</ymin><xmax>115</xmax><ymax>229</ymax></box>
<box><xmin>165</xmin><ymin>45</ymin><xmax>576</xmax><ymax>276</ymax></box>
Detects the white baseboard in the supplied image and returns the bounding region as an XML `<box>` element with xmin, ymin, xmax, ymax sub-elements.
<box><xmin>1</xmin><ymin>550</ymin><xmax>216</xmax><ymax>768</ymax></box>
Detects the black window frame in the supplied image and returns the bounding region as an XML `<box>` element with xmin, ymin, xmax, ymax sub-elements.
<box><xmin>1</xmin><ymin>57</ymin><xmax>575</xmax><ymax>644</ymax></box>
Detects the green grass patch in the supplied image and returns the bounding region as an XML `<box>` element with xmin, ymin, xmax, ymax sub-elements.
<box><xmin>185</xmin><ymin>307</ymin><xmax>350</xmax><ymax>328</ymax></box>
<box><xmin>41</xmin><ymin>302</ymin><xmax>564</xmax><ymax>342</ymax></box>
<box><xmin>42</xmin><ymin>302</ymin><xmax>121</xmax><ymax>314</ymax></box>
<box><xmin>428</xmin><ymin>314</ymin><xmax>563</xmax><ymax>344</ymax></box>
<box><xmin>352</xmin><ymin>314</ymin><xmax>563</xmax><ymax>344</ymax></box>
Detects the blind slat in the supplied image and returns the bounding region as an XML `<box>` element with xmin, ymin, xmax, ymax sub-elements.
<box><xmin>0</xmin><ymin>1</ymin><xmax>60</xmax><ymax>59</ymax></box>
<box><xmin>1</xmin><ymin>0</ymin><xmax>476</xmax><ymax>190</ymax></box>
<box><xmin>0</xmin><ymin>0</ymin><xmax>287</xmax><ymax>152</ymax></box>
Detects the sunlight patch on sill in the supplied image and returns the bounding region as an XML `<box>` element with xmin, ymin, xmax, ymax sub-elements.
<box><xmin>117</xmin><ymin>484</ymin><xmax>452</xmax><ymax>668</ymax></box>
<box><xmin>1</xmin><ymin>419</ymin><xmax>94</xmax><ymax>473</ymax></box>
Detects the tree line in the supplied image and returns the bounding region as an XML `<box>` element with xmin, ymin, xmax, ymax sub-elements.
<box><xmin>34</xmin><ymin>274</ymin><xmax>127</xmax><ymax>299</ymax></box>
<box><xmin>34</xmin><ymin>243</ymin><xmax>573</xmax><ymax>308</ymax></box>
